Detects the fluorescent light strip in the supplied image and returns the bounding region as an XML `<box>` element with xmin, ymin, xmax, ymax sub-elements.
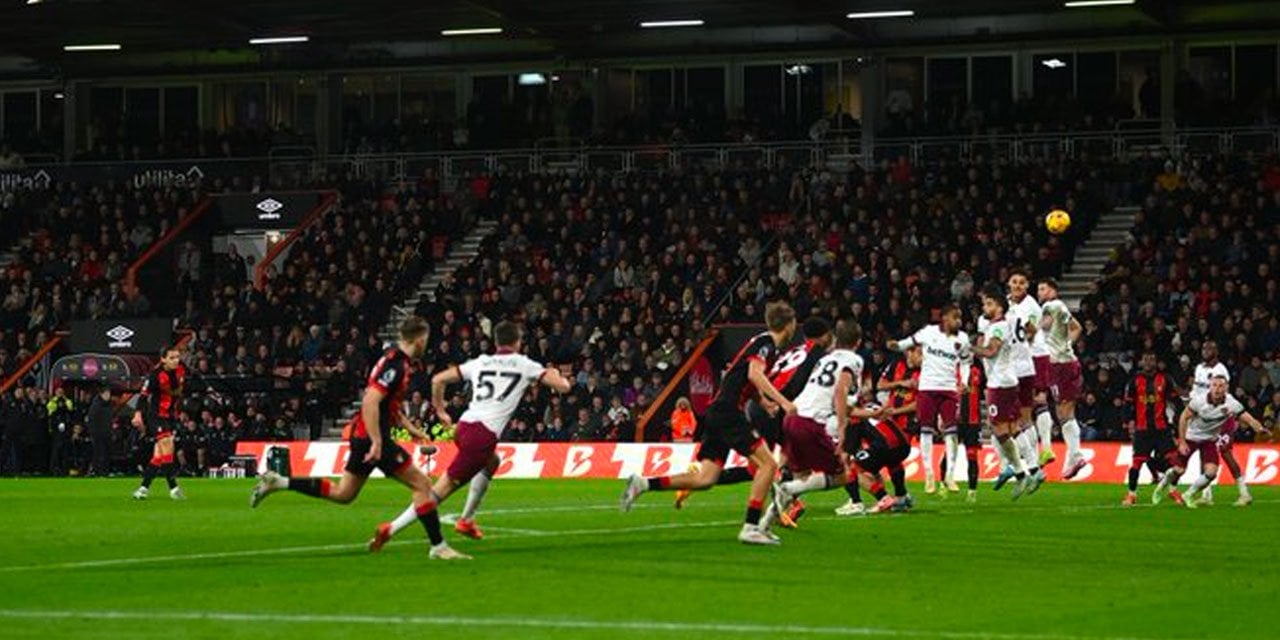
<box><xmin>441</xmin><ymin>28</ymin><xmax>503</xmax><ymax>36</ymax></box>
<box><xmin>846</xmin><ymin>10</ymin><xmax>915</xmax><ymax>19</ymax></box>
<box><xmin>249</xmin><ymin>36</ymin><xmax>309</xmax><ymax>45</ymax></box>
<box><xmin>1064</xmin><ymin>0</ymin><xmax>1134</xmax><ymax>7</ymax></box>
<box><xmin>639</xmin><ymin>20</ymin><xmax>705</xmax><ymax>28</ymax></box>
<box><xmin>63</xmin><ymin>44</ymin><xmax>122</xmax><ymax>51</ymax></box>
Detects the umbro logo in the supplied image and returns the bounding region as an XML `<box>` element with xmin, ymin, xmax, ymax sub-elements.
<box><xmin>106</xmin><ymin>325</ymin><xmax>135</xmax><ymax>348</ymax></box>
<box><xmin>255</xmin><ymin>198</ymin><xmax>284</xmax><ymax>220</ymax></box>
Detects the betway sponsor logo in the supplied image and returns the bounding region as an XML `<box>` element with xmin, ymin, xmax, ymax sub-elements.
<box><xmin>0</xmin><ymin>169</ymin><xmax>51</xmax><ymax>193</ymax></box>
<box><xmin>131</xmin><ymin>165</ymin><xmax>204</xmax><ymax>189</ymax></box>
<box><xmin>926</xmin><ymin>345</ymin><xmax>960</xmax><ymax>361</ymax></box>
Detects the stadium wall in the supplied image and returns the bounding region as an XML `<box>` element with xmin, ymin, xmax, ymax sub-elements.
<box><xmin>235</xmin><ymin>441</ymin><xmax>1280</xmax><ymax>486</ymax></box>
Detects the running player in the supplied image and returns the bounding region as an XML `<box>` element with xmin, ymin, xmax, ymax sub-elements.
<box><xmin>1187</xmin><ymin>341</ymin><xmax>1251</xmax><ymax>506</ymax></box>
<box><xmin>764</xmin><ymin>320</ymin><xmax>883</xmax><ymax>526</ymax></box>
<box><xmin>993</xmin><ymin>272</ymin><xmax>1047</xmax><ymax>488</ymax></box>
<box><xmin>369</xmin><ymin>320</ymin><xmax>573</xmax><ymax>551</ymax></box>
<box><xmin>1153</xmin><ymin>375</ymin><xmax>1270</xmax><ymax>508</ymax></box>
<box><xmin>249</xmin><ymin>318</ymin><xmax>469</xmax><ymax>560</ymax></box>
<box><xmin>1123</xmin><ymin>351</ymin><xmax>1180</xmax><ymax>505</ymax></box>
<box><xmin>621</xmin><ymin>302</ymin><xmax>798</xmax><ymax>546</ymax></box>
<box><xmin>1038</xmin><ymin>279</ymin><xmax>1085</xmax><ymax>479</ymax></box>
<box><xmin>675</xmin><ymin>317</ymin><xmax>832</xmax><ymax>520</ymax></box>
<box><xmin>971</xmin><ymin>287</ymin><xmax>1039</xmax><ymax>499</ymax></box>
<box><xmin>131</xmin><ymin>346</ymin><xmax>187</xmax><ymax>500</ymax></box>
<box><xmin>887</xmin><ymin>304</ymin><xmax>970</xmax><ymax>495</ymax></box>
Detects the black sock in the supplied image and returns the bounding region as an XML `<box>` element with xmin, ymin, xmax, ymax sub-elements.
<box><xmin>890</xmin><ymin>467</ymin><xmax>907</xmax><ymax>497</ymax></box>
<box><xmin>967</xmin><ymin>458</ymin><xmax>979</xmax><ymax>490</ymax></box>
<box><xmin>140</xmin><ymin>464</ymin><xmax>158</xmax><ymax>488</ymax></box>
<box><xmin>939</xmin><ymin>457</ymin><xmax>948</xmax><ymax>482</ymax></box>
<box><xmin>1015</xmin><ymin>471</ymin><xmax>1027</xmax><ymax>480</ymax></box>
<box><xmin>779</xmin><ymin>467</ymin><xmax>794</xmax><ymax>482</ymax></box>
<box><xmin>289</xmin><ymin>478</ymin><xmax>327</xmax><ymax>498</ymax></box>
<box><xmin>1127</xmin><ymin>467</ymin><xmax>1140</xmax><ymax>492</ymax></box>
<box><xmin>745</xmin><ymin>499</ymin><xmax>764</xmax><ymax>525</ymax></box>
<box><xmin>417</xmin><ymin>503</ymin><xmax>444</xmax><ymax>546</ymax></box>
<box><xmin>163</xmin><ymin>464</ymin><xmax>178</xmax><ymax>490</ymax></box>
<box><xmin>718</xmin><ymin>467</ymin><xmax>753</xmax><ymax>485</ymax></box>
<box><xmin>845</xmin><ymin>481</ymin><xmax>862</xmax><ymax>503</ymax></box>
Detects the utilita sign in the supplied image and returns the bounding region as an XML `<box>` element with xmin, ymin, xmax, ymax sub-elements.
<box><xmin>234</xmin><ymin>441</ymin><xmax>1280</xmax><ymax>484</ymax></box>
<box><xmin>0</xmin><ymin>159</ymin><xmax>264</xmax><ymax>194</ymax></box>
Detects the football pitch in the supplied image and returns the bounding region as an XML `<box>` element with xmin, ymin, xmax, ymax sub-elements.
<box><xmin>0</xmin><ymin>478</ymin><xmax>1277</xmax><ymax>640</ymax></box>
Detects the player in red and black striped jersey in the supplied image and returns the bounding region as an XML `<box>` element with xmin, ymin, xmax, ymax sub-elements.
<box><xmin>877</xmin><ymin>350</ymin><xmax>922</xmax><ymax>436</ymax></box>
<box><xmin>939</xmin><ymin>363</ymin><xmax>984</xmax><ymax>500</ymax></box>
<box><xmin>132</xmin><ymin>346</ymin><xmax>187</xmax><ymax>500</ymax></box>
<box><xmin>675</xmin><ymin>317</ymin><xmax>832</xmax><ymax>522</ymax></box>
<box><xmin>251</xmin><ymin>317</ymin><xmax>468</xmax><ymax>560</ymax></box>
<box><xmin>844</xmin><ymin>411</ymin><xmax>913</xmax><ymax>514</ymax></box>
<box><xmin>622</xmin><ymin>302</ymin><xmax>798</xmax><ymax>546</ymax></box>
<box><xmin>1122</xmin><ymin>352</ymin><xmax>1181</xmax><ymax>505</ymax></box>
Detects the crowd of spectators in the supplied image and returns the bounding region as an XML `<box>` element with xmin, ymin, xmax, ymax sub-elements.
<box><xmin>1078</xmin><ymin>154</ymin><xmax>1280</xmax><ymax>442</ymax></box>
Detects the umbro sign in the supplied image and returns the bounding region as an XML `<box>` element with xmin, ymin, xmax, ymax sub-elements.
<box><xmin>215</xmin><ymin>192</ymin><xmax>320</xmax><ymax>229</ymax></box>
<box><xmin>255</xmin><ymin>198</ymin><xmax>284</xmax><ymax>220</ymax></box>
<box><xmin>105</xmin><ymin>325</ymin><xmax>136</xmax><ymax>348</ymax></box>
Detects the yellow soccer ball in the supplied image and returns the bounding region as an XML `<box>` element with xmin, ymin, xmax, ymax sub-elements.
<box><xmin>1046</xmin><ymin>209</ymin><xmax>1071</xmax><ymax>235</ymax></box>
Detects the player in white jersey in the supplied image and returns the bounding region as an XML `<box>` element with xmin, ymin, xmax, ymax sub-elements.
<box><xmin>764</xmin><ymin>320</ymin><xmax>885</xmax><ymax>526</ymax></box>
<box><xmin>369</xmin><ymin>321</ymin><xmax>572</xmax><ymax>554</ymax></box>
<box><xmin>1006</xmin><ymin>271</ymin><xmax>1052</xmax><ymax>476</ymax></box>
<box><xmin>1186</xmin><ymin>340</ymin><xmax>1250</xmax><ymax>505</ymax></box>
<box><xmin>971</xmin><ymin>287</ymin><xmax>1040</xmax><ymax>499</ymax></box>
<box><xmin>887</xmin><ymin>304</ymin><xmax>970</xmax><ymax>494</ymax></box>
<box><xmin>1037</xmin><ymin>279</ymin><xmax>1086</xmax><ymax>479</ymax></box>
<box><xmin>1153</xmin><ymin>375</ymin><xmax>1269</xmax><ymax>508</ymax></box>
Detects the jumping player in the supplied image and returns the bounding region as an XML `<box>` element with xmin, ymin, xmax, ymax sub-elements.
<box><xmin>887</xmin><ymin>304</ymin><xmax>970</xmax><ymax>494</ymax></box>
<box><xmin>1188</xmin><ymin>341</ymin><xmax>1251</xmax><ymax>506</ymax></box>
<box><xmin>764</xmin><ymin>320</ymin><xmax>882</xmax><ymax>526</ymax></box>
<box><xmin>1123</xmin><ymin>351</ymin><xmax>1180</xmax><ymax>505</ymax></box>
<box><xmin>131</xmin><ymin>346</ymin><xmax>187</xmax><ymax>500</ymax></box>
<box><xmin>621</xmin><ymin>302</ymin><xmax>798</xmax><ymax>546</ymax></box>
<box><xmin>1154</xmin><ymin>375</ymin><xmax>1270</xmax><ymax>508</ymax></box>
<box><xmin>675</xmin><ymin>317</ymin><xmax>832</xmax><ymax>520</ymax></box>
<box><xmin>1008</xmin><ymin>271</ymin><xmax>1051</xmax><ymax>470</ymax></box>
<box><xmin>370</xmin><ymin>320</ymin><xmax>573</xmax><ymax>551</ymax></box>
<box><xmin>1038</xmin><ymin>279</ymin><xmax>1085</xmax><ymax>479</ymax></box>
<box><xmin>971</xmin><ymin>287</ymin><xmax>1039</xmax><ymax>499</ymax></box>
<box><xmin>249</xmin><ymin>318</ymin><xmax>470</xmax><ymax>560</ymax></box>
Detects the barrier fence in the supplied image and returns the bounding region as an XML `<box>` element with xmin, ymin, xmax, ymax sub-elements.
<box><xmin>235</xmin><ymin>441</ymin><xmax>1280</xmax><ymax>486</ymax></box>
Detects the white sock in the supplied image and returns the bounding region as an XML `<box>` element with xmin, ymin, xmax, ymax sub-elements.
<box><xmin>999</xmin><ymin>438</ymin><xmax>1028</xmax><ymax>475</ymax></box>
<box><xmin>1061</xmin><ymin>418</ymin><xmax>1081</xmax><ymax>464</ymax></box>
<box><xmin>1017</xmin><ymin>430</ymin><xmax>1038</xmax><ymax>470</ymax></box>
<box><xmin>1035</xmin><ymin>409</ymin><xmax>1053</xmax><ymax>450</ymax></box>
<box><xmin>943</xmin><ymin>434</ymin><xmax>959</xmax><ymax>481</ymax></box>
<box><xmin>920</xmin><ymin>433</ymin><xmax>935</xmax><ymax>479</ymax></box>
<box><xmin>782</xmin><ymin>472</ymin><xmax>829</xmax><ymax>497</ymax></box>
<box><xmin>995</xmin><ymin>437</ymin><xmax>1012</xmax><ymax>467</ymax></box>
<box><xmin>461</xmin><ymin>471</ymin><xmax>492</xmax><ymax>520</ymax></box>
<box><xmin>758</xmin><ymin>504</ymin><xmax>777</xmax><ymax>530</ymax></box>
<box><xmin>1237</xmin><ymin>476</ymin><xmax>1251</xmax><ymax>498</ymax></box>
<box><xmin>389</xmin><ymin>503</ymin><xmax>419</xmax><ymax>536</ymax></box>
<box><xmin>1189</xmin><ymin>474</ymin><xmax>1213</xmax><ymax>495</ymax></box>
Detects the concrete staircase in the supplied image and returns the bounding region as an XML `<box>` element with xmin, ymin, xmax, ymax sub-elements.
<box><xmin>325</xmin><ymin>219</ymin><xmax>498</xmax><ymax>436</ymax></box>
<box><xmin>1058</xmin><ymin>206</ymin><xmax>1139</xmax><ymax>310</ymax></box>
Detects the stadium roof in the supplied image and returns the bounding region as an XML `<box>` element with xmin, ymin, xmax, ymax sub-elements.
<box><xmin>2</xmin><ymin>0</ymin><xmax>1277</xmax><ymax>74</ymax></box>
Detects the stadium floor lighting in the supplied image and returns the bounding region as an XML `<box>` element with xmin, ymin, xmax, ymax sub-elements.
<box><xmin>63</xmin><ymin>44</ymin><xmax>122</xmax><ymax>51</ymax></box>
<box><xmin>846</xmin><ymin>10</ymin><xmax>915</xmax><ymax>19</ymax></box>
<box><xmin>639</xmin><ymin>20</ymin><xmax>705</xmax><ymax>28</ymax></box>
<box><xmin>249</xmin><ymin>36</ymin><xmax>309</xmax><ymax>45</ymax></box>
<box><xmin>441</xmin><ymin>27</ymin><xmax>503</xmax><ymax>36</ymax></box>
<box><xmin>1063</xmin><ymin>0</ymin><xmax>1134</xmax><ymax>6</ymax></box>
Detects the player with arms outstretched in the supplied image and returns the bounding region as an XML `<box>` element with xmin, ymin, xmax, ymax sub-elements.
<box><xmin>1187</xmin><ymin>340</ymin><xmax>1253</xmax><ymax>506</ymax></box>
<box><xmin>131</xmin><ymin>346</ymin><xmax>187</xmax><ymax>501</ymax></box>
<box><xmin>971</xmin><ymin>287</ymin><xmax>1041</xmax><ymax>499</ymax></box>
<box><xmin>621</xmin><ymin>302</ymin><xmax>798</xmax><ymax>546</ymax></box>
<box><xmin>250</xmin><ymin>318</ymin><xmax>469</xmax><ymax>560</ymax></box>
<box><xmin>1154</xmin><ymin>375</ymin><xmax>1270</xmax><ymax>508</ymax></box>
<box><xmin>369</xmin><ymin>320</ymin><xmax>572</xmax><ymax>551</ymax></box>
<box><xmin>887</xmin><ymin>304</ymin><xmax>970</xmax><ymax>494</ymax></box>
<box><xmin>1038</xmin><ymin>278</ymin><xmax>1086</xmax><ymax>479</ymax></box>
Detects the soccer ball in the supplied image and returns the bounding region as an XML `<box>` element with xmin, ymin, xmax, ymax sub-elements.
<box><xmin>1045</xmin><ymin>209</ymin><xmax>1071</xmax><ymax>235</ymax></box>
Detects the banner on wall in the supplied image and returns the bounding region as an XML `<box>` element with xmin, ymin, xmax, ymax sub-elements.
<box><xmin>235</xmin><ymin>441</ymin><xmax>1280</xmax><ymax>485</ymax></box>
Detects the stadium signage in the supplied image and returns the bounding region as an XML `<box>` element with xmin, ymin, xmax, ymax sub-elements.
<box><xmin>214</xmin><ymin>192</ymin><xmax>319</xmax><ymax>229</ymax></box>
<box><xmin>69</xmin><ymin>318</ymin><xmax>174</xmax><ymax>354</ymax></box>
<box><xmin>234</xmin><ymin>441</ymin><xmax>1280</xmax><ymax>484</ymax></box>
<box><xmin>0</xmin><ymin>169</ymin><xmax>51</xmax><ymax>192</ymax></box>
<box><xmin>130</xmin><ymin>165</ymin><xmax>204</xmax><ymax>189</ymax></box>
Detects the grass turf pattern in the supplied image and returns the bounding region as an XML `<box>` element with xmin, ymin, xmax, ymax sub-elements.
<box><xmin>0</xmin><ymin>478</ymin><xmax>1276</xmax><ymax>639</ymax></box>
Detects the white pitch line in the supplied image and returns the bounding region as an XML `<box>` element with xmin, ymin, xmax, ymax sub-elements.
<box><xmin>0</xmin><ymin>608</ymin><xmax>1157</xmax><ymax>640</ymax></box>
<box><xmin>1</xmin><ymin>497</ymin><xmax>1272</xmax><ymax>573</ymax></box>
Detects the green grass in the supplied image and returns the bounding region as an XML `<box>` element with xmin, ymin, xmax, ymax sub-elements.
<box><xmin>0</xmin><ymin>477</ymin><xmax>1277</xmax><ymax>640</ymax></box>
